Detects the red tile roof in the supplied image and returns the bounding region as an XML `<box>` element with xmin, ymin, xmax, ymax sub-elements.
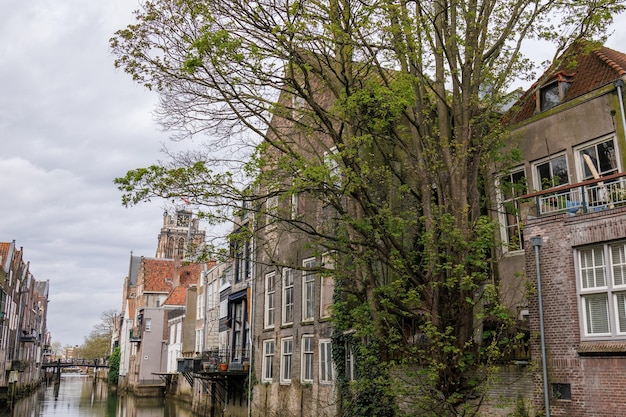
<box><xmin>0</xmin><ymin>242</ymin><xmax>10</xmax><ymax>271</ymax></box>
<box><xmin>142</xmin><ymin>258</ymin><xmax>175</xmax><ymax>292</ymax></box>
<box><xmin>163</xmin><ymin>286</ymin><xmax>188</xmax><ymax>306</ymax></box>
<box><xmin>508</xmin><ymin>43</ymin><xmax>626</xmax><ymax>125</ymax></box>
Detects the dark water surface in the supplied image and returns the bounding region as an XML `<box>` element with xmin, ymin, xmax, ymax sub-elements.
<box><xmin>0</xmin><ymin>375</ymin><xmax>193</xmax><ymax>417</ymax></box>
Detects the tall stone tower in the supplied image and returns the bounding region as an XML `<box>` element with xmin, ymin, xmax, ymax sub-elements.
<box><xmin>155</xmin><ymin>209</ymin><xmax>206</xmax><ymax>259</ymax></box>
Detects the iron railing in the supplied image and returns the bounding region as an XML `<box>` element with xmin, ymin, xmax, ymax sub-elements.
<box><xmin>522</xmin><ymin>172</ymin><xmax>626</xmax><ymax>216</ymax></box>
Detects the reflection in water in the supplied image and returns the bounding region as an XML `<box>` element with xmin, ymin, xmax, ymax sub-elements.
<box><xmin>0</xmin><ymin>375</ymin><xmax>193</xmax><ymax>417</ymax></box>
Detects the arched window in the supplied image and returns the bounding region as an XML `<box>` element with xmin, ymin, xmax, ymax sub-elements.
<box><xmin>178</xmin><ymin>238</ymin><xmax>185</xmax><ymax>257</ymax></box>
<box><xmin>166</xmin><ymin>237</ymin><xmax>174</xmax><ymax>259</ymax></box>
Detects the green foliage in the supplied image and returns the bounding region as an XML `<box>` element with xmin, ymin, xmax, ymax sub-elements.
<box><xmin>110</xmin><ymin>0</ymin><xmax>625</xmax><ymax>415</ymax></box>
<box><xmin>81</xmin><ymin>332</ymin><xmax>112</xmax><ymax>360</ymax></box>
<box><xmin>108</xmin><ymin>347</ymin><xmax>121</xmax><ymax>385</ymax></box>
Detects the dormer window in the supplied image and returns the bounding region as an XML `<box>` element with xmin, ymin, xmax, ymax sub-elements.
<box><xmin>539</xmin><ymin>74</ymin><xmax>573</xmax><ymax>111</ymax></box>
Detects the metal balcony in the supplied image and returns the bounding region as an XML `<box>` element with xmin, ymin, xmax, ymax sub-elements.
<box><xmin>522</xmin><ymin>172</ymin><xmax>626</xmax><ymax>217</ymax></box>
<box><xmin>129</xmin><ymin>329</ymin><xmax>142</xmax><ymax>342</ymax></box>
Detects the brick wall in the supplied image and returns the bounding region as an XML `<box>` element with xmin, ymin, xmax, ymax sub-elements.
<box><xmin>524</xmin><ymin>207</ymin><xmax>626</xmax><ymax>417</ymax></box>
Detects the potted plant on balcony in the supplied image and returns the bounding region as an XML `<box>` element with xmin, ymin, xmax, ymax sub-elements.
<box><xmin>218</xmin><ymin>362</ymin><xmax>228</xmax><ymax>372</ymax></box>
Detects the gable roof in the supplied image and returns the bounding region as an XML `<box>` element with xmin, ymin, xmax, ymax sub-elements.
<box><xmin>508</xmin><ymin>43</ymin><xmax>626</xmax><ymax>125</ymax></box>
<box><xmin>141</xmin><ymin>258</ymin><xmax>175</xmax><ymax>292</ymax></box>
<box><xmin>0</xmin><ymin>242</ymin><xmax>11</xmax><ymax>273</ymax></box>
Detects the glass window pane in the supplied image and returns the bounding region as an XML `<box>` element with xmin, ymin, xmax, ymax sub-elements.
<box><xmin>615</xmin><ymin>292</ymin><xmax>626</xmax><ymax>333</ymax></box>
<box><xmin>612</xmin><ymin>244</ymin><xmax>626</xmax><ymax>287</ymax></box>
<box><xmin>537</xmin><ymin>162</ymin><xmax>552</xmax><ymax>190</ymax></box>
<box><xmin>580</xmin><ymin>147</ymin><xmax>597</xmax><ymax>179</ymax></box>
<box><xmin>585</xmin><ymin>294</ymin><xmax>609</xmax><ymax>334</ymax></box>
<box><xmin>552</xmin><ymin>156</ymin><xmax>568</xmax><ymax>187</ymax></box>
<box><xmin>597</xmin><ymin>140</ymin><xmax>617</xmax><ymax>175</ymax></box>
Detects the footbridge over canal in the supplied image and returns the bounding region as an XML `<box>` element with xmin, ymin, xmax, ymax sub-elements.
<box><xmin>41</xmin><ymin>359</ymin><xmax>109</xmax><ymax>383</ymax></box>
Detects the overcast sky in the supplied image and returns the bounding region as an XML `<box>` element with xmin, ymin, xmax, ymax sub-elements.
<box><xmin>1</xmin><ymin>1</ymin><xmax>625</xmax><ymax>348</ymax></box>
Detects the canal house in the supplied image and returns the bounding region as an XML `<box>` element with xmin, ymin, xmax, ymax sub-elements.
<box><xmin>493</xmin><ymin>42</ymin><xmax>626</xmax><ymax>416</ymax></box>
<box><xmin>0</xmin><ymin>241</ymin><xmax>50</xmax><ymax>402</ymax></box>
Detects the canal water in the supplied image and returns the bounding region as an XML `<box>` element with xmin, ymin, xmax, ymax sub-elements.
<box><xmin>0</xmin><ymin>375</ymin><xmax>194</xmax><ymax>417</ymax></box>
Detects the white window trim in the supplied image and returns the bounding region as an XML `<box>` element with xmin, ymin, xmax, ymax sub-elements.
<box><xmin>320</xmin><ymin>252</ymin><xmax>335</xmax><ymax>318</ymax></box>
<box><xmin>282</xmin><ymin>268</ymin><xmax>294</xmax><ymax>325</ymax></box>
<box><xmin>280</xmin><ymin>337</ymin><xmax>293</xmax><ymax>384</ymax></box>
<box><xmin>324</xmin><ymin>147</ymin><xmax>341</xmax><ymax>188</ymax></box>
<box><xmin>262</xmin><ymin>340</ymin><xmax>274</xmax><ymax>382</ymax></box>
<box><xmin>495</xmin><ymin>167</ymin><xmax>526</xmax><ymax>254</ymax></box>
<box><xmin>197</xmin><ymin>293</ymin><xmax>205</xmax><ymax>320</ymax></box>
<box><xmin>319</xmin><ymin>339</ymin><xmax>334</xmax><ymax>384</ymax></box>
<box><xmin>345</xmin><ymin>341</ymin><xmax>355</xmax><ymax>381</ymax></box>
<box><xmin>574</xmin><ymin>134</ymin><xmax>620</xmax><ymax>182</ymax></box>
<box><xmin>302</xmin><ymin>258</ymin><xmax>316</xmax><ymax>322</ymax></box>
<box><xmin>301</xmin><ymin>335</ymin><xmax>314</xmax><ymax>383</ymax></box>
<box><xmin>531</xmin><ymin>152</ymin><xmax>569</xmax><ymax>191</ymax></box>
<box><xmin>291</xmin><ymin>192</ymin><xmax>299</xmax><ymax>219</ymax></box>
<box><xmin>576</xmin><ymin>242</ymin><xmax>626</xmax><ymax>340</ymax></box>
<box><xmin>264</xmin><ymin>272</ymin><xmax>276</xmax><ymax>329</ymax></box>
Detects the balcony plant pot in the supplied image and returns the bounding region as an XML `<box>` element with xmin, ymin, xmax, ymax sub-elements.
<box><xmin>218</xmin><ymin>363</ymin><xmax>228</xmax><ymax>372</ymax></box>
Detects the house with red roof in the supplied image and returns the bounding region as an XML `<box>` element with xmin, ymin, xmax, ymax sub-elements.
<box><xmin>493</xmin><ymin>42</ymin><xmax>626</xmax><ymax>416</ymax></box>
<box><xmin>116</xmin><ymin>210</ymin><xmax>215</xmax><ymax>394</ymax></box>
<box><xmin>0</xmin><ymin>241</ymin><xmax>49</xmax><ymax>401</ymax></box>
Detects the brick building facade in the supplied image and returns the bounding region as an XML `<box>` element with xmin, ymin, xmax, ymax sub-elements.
<box><xmin>525</xmin><ymin>208</ymin><xmax>626</xmax><ymax>416</ymax></box>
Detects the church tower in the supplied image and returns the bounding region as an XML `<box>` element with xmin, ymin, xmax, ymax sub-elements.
<box><xmin>155</xmin><ymin>209</ymin><xmax>206</xmax><ymax>259</ymax></box>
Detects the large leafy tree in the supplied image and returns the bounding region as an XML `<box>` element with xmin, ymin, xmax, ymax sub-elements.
<box><xmin>111</xmin><ymin>0</ymin><xmax>623</xmax><ymax>415</ymax></box>
<box><xmin>80</xmin><ymin>309</ymin><xmax>118</xmax><ymax>360</ymax></box>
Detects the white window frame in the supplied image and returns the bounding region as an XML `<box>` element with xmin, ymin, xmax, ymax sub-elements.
<box><xmin>575</xmin><ymin>135</ymin><xmax>620</xmax><ymax>181</ymax></box>
<box><xmin>266</xmin><ymin>194</ymin><xmax>279</xmax><ymax>229</ymax></box>
<box><xmin>280</xmin><ymin>337</ymin><xmax>293</xmax><ymax>384</ymax></box>
<box><xmin>264</xmin><ymin>272</ymin><xmax>276</xmax><ymax>329</ymax></box>
<box><xmin>532</xmin><ymin>153</ymin><xmax>569</xmax><ymax>191</ymax></box>
<box><xmin>293</xmin><ymin>95</ymin><xmax>306</xmax><ymax>120</ymax></box>
<box><xmin>345</xmin><ymin>341</ymin><xmax>355</xmax><ymax>381</ymax></box>
<box><xmin>145</xmin><ymin>318</ymin><xmax>152</xmax><ymax>332</ymax></box>
<box><xmin>262</xmin><ymin>340</ymin><xmax>274</xmax><ymax>382</ymax></box>
<box><xmin>320</xmin><ymin>252</ymin><xmax>335</xmax><ymax>318</ymax></box>
<box><xmin>576</xmin><ymin>241</ymin><xmax>626</xmax><ymax>340</ymax></box>
<box><xmin>219</xmin><ymin>299</ymin><xmax>228</xmax><ymax>319</ymax></box>
<box><xmin>496</xmin><ymin>167</ymin><xmax>527</xmax><ymax>253</ymax></box>
<box><xmin>291</xmin><ymin>192</ymin><xmax>299</xmax><ymax>219</ymax></box>
<box><xmin>197</xmin><ymin>292</ymin><xmax>205</xmax><ymax>320</ymax></box>
<box><xmin>301</xmin><ymin>335</ymin><xmax>314</xmax><ymax>383</ymax></box>
<box><xmin>319</xmin><ymin>339</ymin><xmax>334</xmax><ymax>384</ymax></box>
<box><xmin>282</xmin><ymin>268</ymin><xmax>294</xmax><ymax>325</ymax></box>
<box><xmin>195</xmin><ymin>329</ymin><xmax>203</xmax><ymax>353</ymax></box>
<box><xmin>169</xmin><ymin>323</ymin><xmax>176</xmax><ymax>344</ymax></box>
<box><xmin>207</xmin><ymin>281</ymin><xmax>215</xmax><ymax>309</ymax></box>
<box><xmin>176</xmin><ymin>322</ymin><xmax>182</xmax><ymax>343</ymax></box>
<box><xmin>302</xmin><ymin>258</ymin><xmax>316</xmax><ymax>322</ymax></box>
<box><xmin>324</xmin><ymin>147</ymin><xmax>341</xmax><ymax>188</ymax></box>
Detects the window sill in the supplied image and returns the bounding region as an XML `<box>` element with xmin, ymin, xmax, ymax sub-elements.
<box><xmin>577</xmin><ymin>341</ymin><xmax>626</xmax><ymax>356</ymax></box>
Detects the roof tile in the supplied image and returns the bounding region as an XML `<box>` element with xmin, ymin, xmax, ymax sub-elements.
<box><xmin>508</xmin><ymin>43</ymin><xmax>626</xmax><ymax>125</ymax></box>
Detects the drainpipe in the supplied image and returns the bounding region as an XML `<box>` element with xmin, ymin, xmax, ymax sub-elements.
<box><xmin>247</xmin><ymin>239</ymin><xmax>255</xmax><ymax>417</ymax></box>
<box><xmin>531</xmin><ymin>236</ymin><xmax>550</xmax><ymax>417</ymax></box>
<box><xmin>615</xmin><ymin>79</ymin><xmax>626</xmax><ymax>141</ymax></box>
<box><xmin>201</xmin><ymin>266</ymin><xmax>209</xmax><ymax>354</ymax></box>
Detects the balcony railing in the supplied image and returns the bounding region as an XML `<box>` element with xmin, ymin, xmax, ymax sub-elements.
<box><xmin>522</xmin><ymin>172</ymin><xmax>626</xmax><ymax>217</ymax></box>
<box><xmin>129</xmin><ymin>329</ymin><xmax>142</xmax><ymax>342</ymax></box>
